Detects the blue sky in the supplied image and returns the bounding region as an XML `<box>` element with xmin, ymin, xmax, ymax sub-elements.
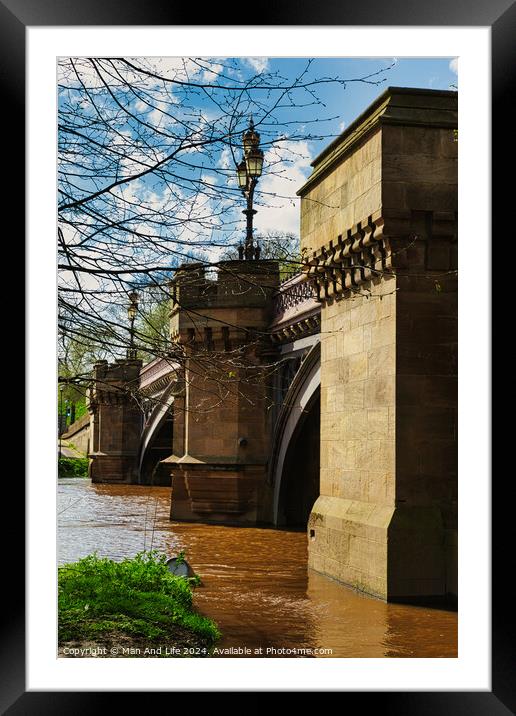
<box><xmin>59</xmin><ymin>56</ymin><xmax>458</xmax><ymax>270</ymax></box>
<box><xmin>222</xmin><ymin>57</ymin><xmax>458</xmax><ymax>239</ymax></box>
<box><xmin>262</xmin><ymin>57</ymin><xmax>457</xmax><ymax>154</ymax></box>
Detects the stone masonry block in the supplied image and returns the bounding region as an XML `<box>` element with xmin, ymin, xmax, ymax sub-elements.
<box><xmin>364</xmin><ymin>375</ymin><xmax>395</xmax><ymax>408</ymax></box>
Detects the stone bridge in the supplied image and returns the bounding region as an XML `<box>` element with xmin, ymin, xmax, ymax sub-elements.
<box><xmin>80</xmin><ymin>87</ymin><xmax>457</xmax><ymax>603</ymax></box>
<box><xmin>88</xmin><ymin>267</ymin><xmax>323</xmax><ymax>530</ymax></box>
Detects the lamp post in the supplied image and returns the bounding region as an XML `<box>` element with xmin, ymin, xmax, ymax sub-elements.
<box><xmin>127</xmin><ymin>291</ymin><xmax>139</xmax><ymax>359</ymax></box>
<box><xmin>59</xmin><ymin>383</ymin><xmax>64</xmax><ymax>458</ymax></box>
<box><xmin>237</xmin><ymin>118</ymin><xmax>264</xmax><ymax>260</ymax></box>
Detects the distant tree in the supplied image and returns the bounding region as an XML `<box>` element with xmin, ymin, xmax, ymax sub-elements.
<box><xmin>58</xmin><ymin>330</ymin><xmax>110</xmax><ymax>424</ymax></box>
<box><xmin>135</xmin><ymin>285</ymin><xmax>173</xmax><ymax>362</ymax></box>
<box><xmin>220</xmin><ymin>230</ymin><xmax>301</xmax><ymax>279</ymax></box>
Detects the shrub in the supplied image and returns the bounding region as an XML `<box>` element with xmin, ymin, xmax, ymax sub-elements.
<box><xmin>58</xmin><ymin>551</ymin><xmax>220</xmax><ymax>647</ymax></box>
<box><xmin>58</xmin><ymin>457</ymin><xmax>89</xmax><ymax>477</ymax></box>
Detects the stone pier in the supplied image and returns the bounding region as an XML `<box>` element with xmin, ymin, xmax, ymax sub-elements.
<box><xmin>299</xmin><ymin>87</ymin><xmax>457</xmax><ymax>601</ymax></box>
<box><xmin>88</xmin><ymin>358</ymin><xmax>143</xmax><ymax>483</ymax></box>
<box><xmin>163</xmin><ymin>260</ymin><xmax>280</xmax><ymax>524</ymax></box>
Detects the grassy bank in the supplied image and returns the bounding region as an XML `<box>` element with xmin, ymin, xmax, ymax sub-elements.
<box><xmin>58</xmin><ymin>456</ymin><xmax>89</xmax><ymax>477</ymax></box>
<box><xmin>58</xmin><ymin>552</ymin><xmax>220</xmax><ymax>657</ymax></box>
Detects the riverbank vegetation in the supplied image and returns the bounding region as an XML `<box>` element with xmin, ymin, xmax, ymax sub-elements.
<box><xmin>58</xmin><ymin>552</ymin><xmax>219</xmax><ymax>657</ymax></box>
<box><xmin>58</xmin><ymin>456</ymin><xmax>89</xmax><ymax>477</ymax></box>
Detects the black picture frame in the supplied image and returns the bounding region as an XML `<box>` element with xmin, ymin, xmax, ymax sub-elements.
<box><xmin>6</xmin><ymin>0</ymin><xmax>509</xmax><ymax>710</ymax></box>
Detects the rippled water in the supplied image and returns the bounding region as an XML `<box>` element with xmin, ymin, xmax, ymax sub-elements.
<box><xmin>58</xmin><ymin>479</ymin><xmax>458</xmax><ymax>658</ymax></box>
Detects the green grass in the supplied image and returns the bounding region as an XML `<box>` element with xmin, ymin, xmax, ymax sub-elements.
<box><xmin>58</xmin><ymin>457</ymin><xmax>89</xmax><ymax>477</ymax></box>
<box><xmin>58</xmin><ymin>552</ymin><xmax>220</xmax><ymax>654</ymax></box>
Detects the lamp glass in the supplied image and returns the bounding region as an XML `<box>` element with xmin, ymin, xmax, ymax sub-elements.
<box><xmin>246</xmin><ymin>149</ymin><xmax>264</xmax><ymax>178</ymax></box>
<box><xmin>237</xmin><ymin>159</ymin><xmax>247</xmax><ymax>189</ymax></box>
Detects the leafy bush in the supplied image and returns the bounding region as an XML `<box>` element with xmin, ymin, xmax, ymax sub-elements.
<box><xmin>58</xmin><ymin>551</ymin><xmax>220</xmax><ymax>646</ymax></box>
<box><xmin>58</xmin><ymin>457</ymin><xmax>89</xmax><ymax>477</ymax></box>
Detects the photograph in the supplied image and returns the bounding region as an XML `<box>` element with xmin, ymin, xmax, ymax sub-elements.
<box><xmin>56</xmin><ymin>55</ymin><xmax>459</xmax><ymax>660</ymax></box>
<box><xmin>6</xmin><ymin>4</ymin><xmax>502</xmax><ymax>705</ymax></box>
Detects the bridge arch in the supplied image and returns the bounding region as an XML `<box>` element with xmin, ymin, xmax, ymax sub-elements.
<box><xmin>271</xmin><ymin>341</ymin><xmax>320</xmax><ymax>526</ymax></box>
<box><xmin>138</xmin><ymin>380</ymin><xmax>177</xmax><ymax>485</ymax></box>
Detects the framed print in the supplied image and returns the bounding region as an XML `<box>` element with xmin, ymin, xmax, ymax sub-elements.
<box><xmin>5</xmin><ymin>0</ymin><xmax>509</xmax><ymax>709</ymax></box>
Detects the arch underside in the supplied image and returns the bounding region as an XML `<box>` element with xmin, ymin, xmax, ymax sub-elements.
<box><xmin>138</xmin><ymin>382</ymin><xmax>176</xmax><ymax>485</ymax></box>
<box><xmin>271</xmin><ymin>342</ymin><xmax>321</xmax><ymax>526</ymax></box>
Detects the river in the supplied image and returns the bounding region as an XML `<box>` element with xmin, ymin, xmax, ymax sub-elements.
<box><xmin>58</xmin><ymin>478</ymin><xmax>457</xmax><ymax>658</ymax></box>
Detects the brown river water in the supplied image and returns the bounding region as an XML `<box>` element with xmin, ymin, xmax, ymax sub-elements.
<box><xmin>58</xmin><ymin>479</ymin><xmax>457</xmax><ymax>658</ymax></box>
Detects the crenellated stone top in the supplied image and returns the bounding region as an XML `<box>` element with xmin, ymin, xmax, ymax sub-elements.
<box><xmin>171</xmin><ymin>259</ymin><xmax>280</xmax><ymax>311</ymax></box>
<box><xmin>88</xmin><ymin>358</ymin><xmax>143</xmax><ymax>409</ymax></box>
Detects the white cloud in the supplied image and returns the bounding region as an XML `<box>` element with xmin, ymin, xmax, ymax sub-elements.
<box><xmin>449</xmin><ymin>58</ymin><xmax>458</xmax><ymax>75</ymax></box>
<box><xmin>218</xmin><ymin>147</ymin><xmax>233</xmax><ymax>170</ymax></box>
<box><xmin>383</xmin><ymin>57</ymin><xmax>398</xmax><ymax>68</ymax></box>
<box><xmin>58</xmin><ymin>57</ymin><xmax>105</xmax><ymax>89</ymax></box>
<box><xmin>148</xmin><ymin>57</ymin><xmax>200</xmax><ymax>80</ymax></box>
<box><xmin>243</xmin><ymin>57</ymin><xmax>270</xmax><ymax>74</ymax></box>
<box><xmin>201</xmin><ymin>173</ymin><xmax>217</xmax><ymax>186</ymax></box>
<box><xmin>201</xmin><ymin>63</ymin><xmax>224</xmax><ymax>82</ymax></box>
<box><xmin>253</xmin><ymin>139</ymin><xmax>312</xmax><ymax>236</ymax></box>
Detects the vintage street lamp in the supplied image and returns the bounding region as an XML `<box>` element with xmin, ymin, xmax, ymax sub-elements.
<box><xmin>127</xmin><ymin>291</ymin><xmax>139</xmax><ymax>359</ymax></box>
<box><xmin>237</xmin><ymin>118</ymin><xmax>264</xmax><ymax>260</ymax></box>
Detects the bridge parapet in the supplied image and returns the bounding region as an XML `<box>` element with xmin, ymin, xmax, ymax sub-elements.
<box><xmin>139</xmin><ymin>356</ymin><xmax>180</xmax><ymax>395</ymax></box>
<box><xmin>273</xmin><ymin>272</ymin><xmax>317</xmax><ymax>314</ymax></box>
<box><xmin>270</xmin><ymin>272</ymin><xmax>321</xmax><ymax>344</ymax></box>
